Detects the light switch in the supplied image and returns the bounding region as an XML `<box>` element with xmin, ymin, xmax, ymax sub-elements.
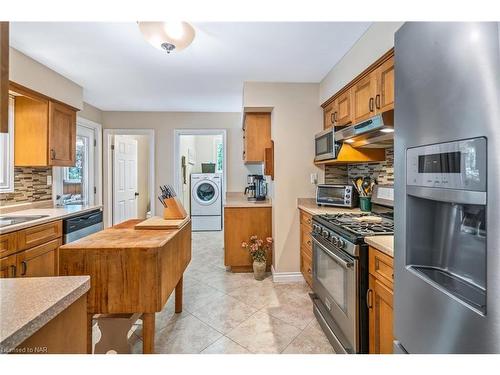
<box><xmin>310</xmin><ymin>173</ymin><xmax>317</xmax><ymax>185</ymax></box>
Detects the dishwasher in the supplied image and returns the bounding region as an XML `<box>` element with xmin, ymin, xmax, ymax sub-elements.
<box><xmin>63</xmin><ymin>209</ymin><xmax>104</xmax><ymax>243</ymax></box>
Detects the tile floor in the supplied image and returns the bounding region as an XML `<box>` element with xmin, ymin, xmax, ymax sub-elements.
<box><xmin>125</xmin><ymin>231</ymin><xmax>334</xmax><ymax>354</ymax></box>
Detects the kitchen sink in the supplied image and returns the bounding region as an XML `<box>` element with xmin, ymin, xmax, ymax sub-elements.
<box><xmin>0</xmin><ymin>215</ymin><xmax>50</xmax><ymax>228</ymax></box>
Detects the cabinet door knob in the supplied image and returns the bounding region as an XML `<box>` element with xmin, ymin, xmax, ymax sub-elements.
<box><xmin>369</xmin><ymin>97</ymin><xmax>375</xmax><ymax>112</ymax></box>
<box><xmin>50</xmin><ymin>149</ymin><xmax>56</xmax><ymax>160</ymax></box>
<box><xmin>330</xmin><ymin>113</ymin><xmax>335</xmax><ymax>124</ymax></box>
<box><xmin>21</xmin><ymin>261</ymin><xmax>27</xmax><ymax>276</ymax></box>
<box><xmin>375</xmin><ymin>94</ymin><xmax>381</xmax><ymax>109</ymax></box>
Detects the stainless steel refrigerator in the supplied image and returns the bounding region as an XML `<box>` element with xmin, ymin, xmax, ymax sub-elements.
<box><xmin>394</xmin><ymin>22</ymin><xmax>500</xmax><ymax>353</ymax></box>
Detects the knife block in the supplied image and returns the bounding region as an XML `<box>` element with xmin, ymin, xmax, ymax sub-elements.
<box><xmin>163</xmin><ymin>197</ymin><xmax>188</xmax><ymax>220</ymax></box>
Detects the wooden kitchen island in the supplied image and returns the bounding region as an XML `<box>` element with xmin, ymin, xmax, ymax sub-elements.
<box><xmin>58</xmin><ymin>219</ymin><xmax>191</xmax><ymax>354</ymax></box>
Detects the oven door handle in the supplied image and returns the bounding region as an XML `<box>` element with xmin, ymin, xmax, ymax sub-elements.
<box><xmin>312</xmin><ymin>236</ymin><xmax>354</xmax><ymax>269</ymax></box>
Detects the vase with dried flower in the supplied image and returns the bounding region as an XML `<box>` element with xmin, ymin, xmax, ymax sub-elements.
<box><xmin>241</xmin><ymin>235</ymin><xmax>273</xmax><ymax>280</ymax></box>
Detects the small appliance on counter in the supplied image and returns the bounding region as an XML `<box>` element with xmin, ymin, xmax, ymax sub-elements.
<box><xmin>245</xmin><ymin>174</ymin><xmax>267</xmax><ymax>201</ymax></box>
<box><xmin>316</xmin><ymin>184</ymin><xmax>358</xmax><ymax>208</ymax></box>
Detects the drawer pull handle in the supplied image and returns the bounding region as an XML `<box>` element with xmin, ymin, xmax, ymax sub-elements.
<box><xmin>21</xmin><ymin>261</ymin><xmax>27</xmax><ymax>276</ymax></box>
<box><xmin>369</xmin><ymin>97</ymin><xmax>375</xmax><ymax>112</ymax></box>
<box><xmin>375</xmin><ymin>94</ymin><xmax>381</xmax><ymax>109</ymax></box>
<box><xmin>307</xmin><ymin>268</ymin><xmax>312</xmax><ymax>274</ymax></box>
<box><xmin>366</xmin><ymin>288</ymin><xmax>373</xmax><ymax>309</ymax></box>
<box><xmin>307</xmin><ymin>240</ymin><xmax>311</xmax><ymax>246</ymax></box>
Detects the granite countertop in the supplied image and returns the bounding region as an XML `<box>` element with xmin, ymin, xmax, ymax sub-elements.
<box><xmin>0</xmin><ymin>276</ymin><xmax>90</xmax><ymax>353</ymax></box>
<box><xmin>297</xmin><ymin>198</ymin><xmax>362</xmax><ymax>216</ymax></box>
<box><xmin>365</xmin><ymin>235</ymin><xmax>394</xmax><ymax>258</ymax></box>
<box><xmin>0</xmin><ymin>204</ymin><xmax>103</xmax><ymax>234</ymax></box>
<box><xmin>225</xmin><ymin>192</ymin><xmax>272</xmax><ymax>208</ymax></box>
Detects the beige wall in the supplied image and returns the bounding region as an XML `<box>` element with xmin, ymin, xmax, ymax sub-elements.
<box><xmin>9</xmin><ymin>47</ymin><xmax>83</xmax><ymax>110</ymax></box>
<box><xmin>102</xmin><ymin>111</ymin><xmax>257</xmax><ymax>215</ymax></box>
<box><xmin>79</xmin><ymin>102</ymin><xmax>103</xmax><ymax>123</ymax></box>
<box><xmin>319</xmin><ymin>22</ymin><xmax>404</xmax><ymax>104</ymax></box>
<box><xmin>243</xmin><ymin>82</ymin><xmax>324</xmax><ymax>273</ymax></box>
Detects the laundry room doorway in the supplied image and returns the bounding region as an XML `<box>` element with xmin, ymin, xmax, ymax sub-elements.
<box><xmin>174</xmin><ymin>129</ymin><xmax>226</xmax><ymax>231</ymax></box>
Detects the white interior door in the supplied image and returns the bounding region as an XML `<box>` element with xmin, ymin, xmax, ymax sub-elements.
<box><xmin>113</xmin><ymin>135</ymin><xmax>138</xmax><ymax>225</ymax></box>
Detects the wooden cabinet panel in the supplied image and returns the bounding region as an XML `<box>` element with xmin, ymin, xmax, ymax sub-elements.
<box><xmin>335</xmin><ymin>90</ymin><xmax>352</xmax><ymax>126</ymax></box>
<box><xmin>368</xmin><ymin>274</ymin><xmax>394</xmax><ymax>354</ymax></box>
<box><xmin>323</xmin><ymin>101</ymin><xmax>335</xmax><ymax>129</ymax></box>
<box><xmin>0</xmin><ymin>232</ymin><xmax>17</xmax><ymax>258</ymax></box>
<box><xmin>17</xmin><ymin>221</ymin><xmax>62</xmax><ymax>251</ymax></box>
<box><xmin>353</xmin><ymin>73</ymin><xmax>377</xmax><ymax>123</ymax></box>
<box><xmin>48</xmin><ymin>101</ymin><xmax>76</xmax><ymax>166</ymax></box>
<box><xmin>300</xmin><ymin>224</ymin><xmax>313</xmax><ymax>251</ymax></box>
<box><xmin>0</xmin><ymin>254</ymin><xmax>17</xmax><ymax>278</ymax></box>
<box><xmin>16</xmin><ymin>238</ymin><xmax>60</xmax><ymax>277</ymax></box>
<box><xmin>369</xmin><ymin>246</ymin><xmax>394</xmax><ymax>289</ymax></box>
<box><xmin>243</xmin><ymin>113</ymin><xmax>272</xmax><ymax>163</ymax></box>
<box><xmin>264</xmin><ymin>140</ymin><xmax>274</xmax><ymax>180</ymax></box>
<box><xmin>224</xmin><ymin>207</ymin><xmax>272</xmax><ymax>271</ymax></box>
<box><xmin>0</xmin><ymin>22</ymin><xmax>8</xmax><ymax>133</ymax></box>
<box><xmin>299</xmin><ymin>210</ymin><xmax>313</xmax><ymax>227</ymax></box>
<box><xmin>375</xmin><ymin>56</ymin><xmax>395</xmax><ymax>113</ymax></box>
<box><xmin>301</xmin><ymin>251</ymin><xmax>313</xmax><ymax>287</ymax></box>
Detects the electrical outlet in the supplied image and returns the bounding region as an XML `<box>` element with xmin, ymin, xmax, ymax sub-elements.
<box><xmin>310</xmin><ymin>173</ymin><xmax>317</xmax><ymax>185</ymax></box>
<box><xmin>47</xmin><ymin>175</ymin><xmax>52</xmax><ymax>186</ymax></box>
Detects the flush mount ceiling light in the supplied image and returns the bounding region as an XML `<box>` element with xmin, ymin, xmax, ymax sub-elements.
<box><xmin>138</xmin><ymin>22</ymin><xmax>195</xmax><ymax>54</ymax></box>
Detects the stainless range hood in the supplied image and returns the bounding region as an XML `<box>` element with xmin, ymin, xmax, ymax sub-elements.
<box><xmin>335</xmin><ymin>110</ymin><xmax>394</xmax><ymax>148</ymax></box>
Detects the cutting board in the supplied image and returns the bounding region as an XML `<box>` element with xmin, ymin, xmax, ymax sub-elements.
<box><xmin>134</xmin><ymin>216</ymin><xmax>190</xmax><ymax>230</ymax></box>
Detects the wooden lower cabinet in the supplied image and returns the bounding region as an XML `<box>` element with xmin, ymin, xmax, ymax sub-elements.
<box><xmin>0</xmin><ymin>221</ymin><xmax>62</xmax><ymax>278</ymax></box>
<box><xmin>368</xmin><ymin>247</ymin><xmax>394</xmax><ymax>354</ymax></box>
<box><xmin>299</xmin><ymin>209</ymin><xmax>313</xmax><ymax>287</ymax></box>
<box><xmin>224</xmin><ymin>206</ymin><xmax>272</xmax><ymax>272</ymax></box>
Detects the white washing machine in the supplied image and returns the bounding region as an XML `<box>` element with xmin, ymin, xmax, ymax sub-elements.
<box><xmin>190</xmin><ymin>173</ymin><xmax>223</xmax><ymax>231</ymax></box>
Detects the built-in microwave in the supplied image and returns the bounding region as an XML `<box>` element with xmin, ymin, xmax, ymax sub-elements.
<box><xmin>316</xmin><ymin>184</ymin><xmax>359</xmax><ymax>208</ymax></box>
<box><xmin>315</xmin><ymin>128</ymin><xmax>341</xmax><ymax>162</ymax></box>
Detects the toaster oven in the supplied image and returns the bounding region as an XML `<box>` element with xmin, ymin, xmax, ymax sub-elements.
<box><xmin>316</xmin><ymin>184</ymin><xmax>358</xmax><ymax>208</ymax></box>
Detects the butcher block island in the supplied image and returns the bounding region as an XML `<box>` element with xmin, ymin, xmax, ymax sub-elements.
<box><xmin>58</xmin><ymin>218</ymin><xmax>192</xmax><ymax>354</ymax></box>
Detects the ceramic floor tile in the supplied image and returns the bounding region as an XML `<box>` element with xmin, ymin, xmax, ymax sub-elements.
<box><xmin>204</xmin><ymin>271</ymin><xmax>260</xmax><ymax>293</ymax></box>
<box><xmin>154</xmin><ymin>314</ymin><xmax>223</xmax><ymax>354</ymax></box>
<box><xmin>261</xmin><ymin>301</ymin><xmax>315</xmax><ymax>330</ymax></box>
<box><xmin>182</xmin><ymin>281</ymin><xmax>227</xmax><ymax>313</ymax></box>
<box><xmin>191</xmin><ymin>295</ymin><xmax>258</xmax><ymax>333</ymax></box>
<box><xmin>228</xmin><ymin>281</ymin><xmax>283</xmax><ymax>309</ymax></box>
<box><xmin>200</xmin><ymin>336</ymin><xmax>251</xmax><ymax>354</ymax></box>
<box><xmin>282</xmin><ymin>320</ymin><xmax>335</xmax><ymax>354</ymax></box>
<box><xmin>226</xmin><ymin>310</ymin><xmax>301</xmax><ymax>354</ymax></box>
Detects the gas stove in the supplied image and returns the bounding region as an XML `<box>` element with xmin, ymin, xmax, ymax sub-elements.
<box><xmin>318</xmin><ymin>212</ymin><xmax>393</xmax><ymax>236</ymax></box>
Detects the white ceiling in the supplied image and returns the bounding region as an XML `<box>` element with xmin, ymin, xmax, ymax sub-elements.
<box><xmin>10</xmin><ymin>22</ymin><xmax>371</xmax><ymax>112</ymax></box>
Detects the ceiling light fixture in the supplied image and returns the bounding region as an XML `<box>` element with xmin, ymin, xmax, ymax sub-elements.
<box><xmin>138</xmin><ymin>22</ymin><xmax>195</xmax><ymax>54</ymax></box>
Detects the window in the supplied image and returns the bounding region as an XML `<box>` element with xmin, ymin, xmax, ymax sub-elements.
<box><xmin>56</xmin><ymin>124</ymin><xmax>96</xmax><ymax>206</ymax></box>
<box><xmin>0</xmin><ymin>97</ymin><xmax>14</xmax><ymax>193</ymax></box>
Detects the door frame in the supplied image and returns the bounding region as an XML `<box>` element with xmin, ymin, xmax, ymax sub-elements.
<box><xmin>52</xmin><ymin>116</ymin><xmax>102</xmax><ymax>206</ymax></box>
<box><xmin>103</xmin><ymin>128</ymin><xmax>155</xmax><ymax>228</ymax></box>
<box><xmin>173</xmin><ymin>129</ymin><xmax>227</xmax><ymax>205</ymax></box>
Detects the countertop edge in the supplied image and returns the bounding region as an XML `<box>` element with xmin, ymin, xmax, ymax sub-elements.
<box><xmin>0</xmin><ymin>276</ymin><xmax>90</xmax><ymax>353</ymax></box>
<box><xmin>365</xmin><ymin>236</ymin><xmax>394</xmax><ymax>258</ymax></box>
<box><xmin>0</xmin><ymin>205</ymin><xmax>103</xmax><ymax>234</ymax></box>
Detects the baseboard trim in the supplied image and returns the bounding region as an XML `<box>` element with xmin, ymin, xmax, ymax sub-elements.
<box><xmin>271</xmin><ymin>266</ymin><xmax>306</xmax><ymax>283</ymax></box>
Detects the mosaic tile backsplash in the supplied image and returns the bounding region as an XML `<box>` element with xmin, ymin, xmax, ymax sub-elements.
<box><xmin>325</xmin><ymin>148</ymin><xmax>394</xmax><ymax>186</ymax></box>
<box><xmin>0</xmin><ymin>167</ymin><xmax>52</xmax><ymax>205</ymax></box>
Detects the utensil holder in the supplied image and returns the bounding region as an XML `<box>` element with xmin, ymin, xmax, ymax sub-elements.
<box><xmin>163</xmin><ymin>197</ymin><xmax>188</xmax><ymax>220</ymax></box>
<box><xmin>359</xmin><ymin>196</ymin><xmax>372</xmax><ymax>212</ymax></box>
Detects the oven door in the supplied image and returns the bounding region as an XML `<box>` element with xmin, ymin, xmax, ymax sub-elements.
<box><xmin>312</xmin><ymin>234</ymin><xmax>358</xmax><ymax>352</ymax></box>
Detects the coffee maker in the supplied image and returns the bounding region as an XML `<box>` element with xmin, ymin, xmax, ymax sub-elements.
<box><xmin>245</xmin><ymin>174</ymin><xmax>267</xmax><ymax>201</ymax></box>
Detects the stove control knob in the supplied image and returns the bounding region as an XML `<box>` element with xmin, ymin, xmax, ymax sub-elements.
<box><xmin>338</xmin><ymin>239</ymin><xmax>345</xmax><ymax>248</ymax></box>
<box><xmin>322</xmin><ymin>230</ymin><xmax>330</xmax><ymax>239</ymax></box>
<box><xmin>331</xmin><ymin>236</ymin><xmax>339</xmax><ymax>245</ymax></box>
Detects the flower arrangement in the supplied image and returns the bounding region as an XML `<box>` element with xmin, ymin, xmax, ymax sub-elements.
<box><xmin>241</xmin><ymin>235</ymin><xmax>273</xmax><ymax>263</ymax></box>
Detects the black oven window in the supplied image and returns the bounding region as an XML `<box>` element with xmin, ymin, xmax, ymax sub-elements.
<box><xmin>316</xmin><ymin>134</ymin><xmax>332</xmax><ymax>155</ymax></box>
<box><xmin>418</xmin><ymin>152</ymin><xmax>461</xmax><ymax>173</ymax></box>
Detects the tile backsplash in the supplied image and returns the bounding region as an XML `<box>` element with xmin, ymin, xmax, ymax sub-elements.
<box><xmin>0</xmin><ymin>167</ymin><xmax>52</xmax><ymax>206</ymax></box>
<box><xmin>325</xmin><ymin>147</ymin><xmax>394</xmax><ymax>186</ymax></box>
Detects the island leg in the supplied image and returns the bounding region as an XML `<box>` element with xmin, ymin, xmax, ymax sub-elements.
<box><xmin>87</xmin><ymin>313</ymin><xmax>94</xmax><ymax>354</ymax></box>
<box><xmin>175</xmin><ymin>276</ymin><xmax>183</xmax><ymax>313</ymax></box>
<box><xmin>142</xmin><ymin>313</ymin><xmax>155</xmax><ymax>354</ymax></box>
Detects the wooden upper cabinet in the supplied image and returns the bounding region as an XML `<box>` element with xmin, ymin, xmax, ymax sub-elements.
<box><xmin>12</xmin><ymin>83</ymin><xmax>77</xmax><ymax>167</ymax></box>
<box><xmin>49</xmin><ymin>101</ymin><xmax>76</xmax><ymax>166</ymax></box>
<box><xmin>335</xmin><ymin>89</ymin><xmax>352</xmax><ymax>127</ymax></box>
<box><xmin>0</xmin><ymin>22</ymin><xmax>8</xmax><ymax>134</ymax></box>
<box><xmin>243</xmin><ymin>113</ymin><xmax>272</xmax><ymax>163</ymax></box>
<box><xmin>353</xmin><ymin>72</ymin><xmax>377</xmax><ymax>123</ymax></box>
<box><xmin>375</xmin><ymin>56</ymin><xmax>395</xmax><ymax>113</ymax></box>
<box><xmin>323</xmin><ymin>101</ymin><xmax>335</xmax><ymax>129</ymax></box>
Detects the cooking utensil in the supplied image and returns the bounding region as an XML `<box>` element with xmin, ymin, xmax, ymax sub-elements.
<box><xmin>362</xmin><ymin>177</ymin><xmax>371</xmax><ymax>195</ymax></box>
<box><xmin>355</xmin><ymin>177</ymin><xmax>364</xmax><ymax>196</ymax></box>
